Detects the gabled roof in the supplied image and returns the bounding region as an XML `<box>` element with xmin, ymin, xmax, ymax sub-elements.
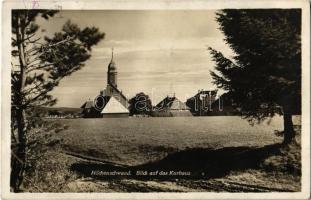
<box><xmin>101</xmin><ymin>96</ymin><xmax>129</xmax><ymax>114</ymax></box>
<box><xmin>81</xmin><ymin>101</ymin><xmax>94</xmax><ymax>109</ymax></box>
<box><xmin>155</xmin><ymin>96</ymin><xmax>189</xmax><ymax>111</ymax></box>
<box><xmin>195</xmin><ymin>90</ymin><xmax>217</xmax><ymax>97</ymax></box>
<box><xmin>108</xmin><ymin>82</ymin><xmax>128</xmax><ymax>104</ymax></box>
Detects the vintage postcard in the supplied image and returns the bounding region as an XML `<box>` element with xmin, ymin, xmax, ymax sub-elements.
<box><xmin>1</xmin><ymin>0</ymin><xmax>310</xmax><ymax>199</ymax></box>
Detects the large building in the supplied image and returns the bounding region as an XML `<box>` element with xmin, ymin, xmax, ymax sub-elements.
<box><xmin>152</xmin><ymin>95</ymin><xmax>192</xmax><ymax>117</ymax></box>
<box><xmin>103</xmin><ymin>49</ymin><xmax>128</xmax><ymax>109</ymax></box>
<box><xmin>81</xmin><ymin>49</ymin><xmax>129</xmax><ymax>118</ymax></box>
<box><xmin>186</xmin><ymin>90</ymin><xmax>241</xmax><ymax>116</ymax></box>
<box><xmin>186</xmin><ymin>90</ymin><xmax>217</xmax><ymax>116</ymax></box>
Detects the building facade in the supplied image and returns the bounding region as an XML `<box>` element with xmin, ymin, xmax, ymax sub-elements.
<box><xmin>186</xmin><ymin>90</ymin><xmax>218</xmax><ymax>116</ymax></box>
<box><xmin>152</xmin><ymin>95</ymin><xmax>192</xmax><ymax>117</ymax></box>
<box><xmin>103</xmin><ymin>49</ymin><xmax>129</xmax><ymax>109</ymax></box>
<box><xmin>81</xmin><ymin>49</ymin><xmax>129</xmax><ymax>118</ymax></box>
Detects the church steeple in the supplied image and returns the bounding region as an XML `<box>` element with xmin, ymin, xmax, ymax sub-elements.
<box><xmin>103</xmin><ymin>48</ymin><xmax>128</xmax><ymax>109</ymax></box>
<box><xmin>108</xmin><ymin>48</ymin><xmax>116</xmax><ymax>71</ymax></box>
<box><xmin>111</xmin><ymin>47</ymin><xmax>114</xmax><ymax>61</ymax></box>
<box><xmin>107</xmin><ymin>48</ymin><xmax>117</xmax><ymax>87</ymax></box>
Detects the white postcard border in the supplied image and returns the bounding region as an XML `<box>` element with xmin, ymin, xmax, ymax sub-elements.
<box><xmin>1</xmin><ymin>0</ymin><xmax>310</xmax><ymax>199</ymax></box>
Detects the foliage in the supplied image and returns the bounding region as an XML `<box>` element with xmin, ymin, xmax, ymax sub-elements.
<box><xmin>208</xmin><ymin>9</ymin><xmax>301</xmax><ymax>143</ymax></box>
<box><xmin>11</xmin><ymin>9</ymin><xmax>104</xmax><ymax>191</ymax></box>
<box><xmin>23</xmin><ymin>122</ymin><xmax>77</xmax><ymax>192</ymax></box>
<box><xmin>129</xmin><ymin>92</ymin><xmax>152</xmax><ymax>116</ymax></box>
<box><xmin>12</xmin><ymin>11</ymin><xmax>105</xmax><ymax>109</ymax></box>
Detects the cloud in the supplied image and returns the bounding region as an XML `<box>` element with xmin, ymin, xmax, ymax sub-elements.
<box><xmin>42</xmin><ymin>10</ymin><xmax>234</xmax><ymax>107</ymax></box>
<box><xmin>92</xmin><ymin>36</ymin><xmax>234</xmax><ymax>60</ymax></box>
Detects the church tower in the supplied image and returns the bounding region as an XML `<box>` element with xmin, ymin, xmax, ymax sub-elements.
<box><xmin>104</xmin><ymin>48</ymin><xmax>128</xmax><ymax>108</ymax></box>
<box><xmin>107</xmin><ymin>48</ymin><xmax>117</xmax><ymax>88</ymax></box>
<box><xmin>81</xmin><ymin>48</ymin><xmax>129</xmax><ymax>118</ymax></box>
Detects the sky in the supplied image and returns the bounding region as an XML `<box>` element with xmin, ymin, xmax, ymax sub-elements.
<box><xmin>37</xmin><ymin>10</ymin><xmax>234</xmax><ymax>107</ymax></box>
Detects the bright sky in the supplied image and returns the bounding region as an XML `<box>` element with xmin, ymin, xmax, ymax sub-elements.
<box><xmin>37</xmin><ymin>10</ymin><xmax>233</xmax><ymax>107</ymax></box>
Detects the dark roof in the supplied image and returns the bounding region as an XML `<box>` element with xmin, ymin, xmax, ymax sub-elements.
<box><xmin>195</xmin><ymin>90</ymin><xmax>217</xmax><ymax>97</ymax></box>
<box><xmin>108</xmin><ymin>60</ymin><xmax>116</xmax><ymax>71</ymax></box>
<box><xmin>109</xmin><ymin>82</ymin><xmax>128</xmax><ymax>103</ymax></box>
<box><xmin>155</xmin><ymin>96</ymin><xmax>189</xmax><ymax>111</ymax></box>
<box><xmin>81</xmin><ymin>101</ymin><xmax>93</xmax><ymax>109</ymax></box>
<box><xmin>108</xmin><ymin>49</ymin><xmax>116</xmax><ymax>70</ymax></box>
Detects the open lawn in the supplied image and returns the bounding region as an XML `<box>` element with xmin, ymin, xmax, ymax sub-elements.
<box><xmin>57</xmin><ymin>116</ymin><xmax>285</xmax><ymax>166</ymax></box>
<box><xmin>25</xmin><ymin>116</ymin><xmax>301</xmax><ymax>192</ymax></box>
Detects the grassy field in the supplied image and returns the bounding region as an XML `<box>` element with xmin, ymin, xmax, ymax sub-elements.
<box><xmin>57</xmin><ymin>116</ymin><xmax>285</xmax><ymax>165</ymax></box>
<box><xmin>24</xmin><ymin>116</ymin><xmax>301</xmax><ymax>192</ymax></box>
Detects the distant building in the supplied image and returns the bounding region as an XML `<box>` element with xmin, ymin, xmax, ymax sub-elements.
<box><xmin>80</xmin><ymin>100</ymin><xmax>102</xmax><ymax>118</ymax></box>
<box><xmin>186</xmin><ymin>90</ymin><xmax>240</xmax><ymax>116</ymax></box>
<box><xmin>43</xmin><ymin>107</ymin><xmax>82</xmax><ymax>118</ymax></box>
<box><xmin>152</xmin><ymin>95</ymin><xmax>192</xmax><ymax>117</ymax></box>
<box><xmin>81</xmin><ymin>49</ymin><xmax>129</xmax><ymax>118</ymax></box>
<box><xmin>186</xmin><ymin>90</ymin><xmax>218</xmax><ymax>116</ymax></box>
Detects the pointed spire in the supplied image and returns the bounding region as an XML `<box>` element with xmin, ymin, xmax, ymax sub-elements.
<box><xmin>108</xmin><ymin>47</ymin><xmax>116</xmax><ymax>71</ymax></box>
<box><xmin>111</xmin><ymin>47</ymin><xmax>114</xmax><ymax>61</ymax></box>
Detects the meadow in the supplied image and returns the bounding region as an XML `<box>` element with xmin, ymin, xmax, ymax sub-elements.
<box><xmin>25</xmin><ymin>116</ymin><xmax>301</xmax><ymax>192</ymax></box>
<box><xmin>57</xmin><ymin>116</ymin><xmax>285</xmax><ymax>166</ymax></box>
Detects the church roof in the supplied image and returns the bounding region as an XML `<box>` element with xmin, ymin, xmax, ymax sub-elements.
<box><xmin>108</xmin><ymin>60</ymin><xmax>116</xmax><ymax>70</ymax></box>
<box><xmin>101</xmin><ymin>96</ymin><xmax>129</xmax><ymax>114</ymax></box>
<box><xmin>108</xmin><ymin>83</ymin><xmax>128</xmax><ymax>104</ymax></box>
<box><xmin>154</xmin><ymin>96</ymin><xmax>190</xmax><ymax>111</ymax></box>
<box><xmin>108</xmin><ymin>48</ymin><xmax>116</xmax><ymax>70</ymax></box>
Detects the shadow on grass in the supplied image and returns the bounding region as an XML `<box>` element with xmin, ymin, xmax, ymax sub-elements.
<box><xmin>70</xmin><ymin>143</ymin><xmax>283</xmax><ymax>180</ymax></box>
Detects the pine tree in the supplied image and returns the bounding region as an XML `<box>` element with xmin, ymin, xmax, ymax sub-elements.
<box><xmin>209</xmin><ymin>9</ymin><xmax>301</xmax><ymax>144</ymax></box>
<box><xmin>11</xmin><ymin>10</ymin><xmax>105</xmax><ymax>191</ymax></box>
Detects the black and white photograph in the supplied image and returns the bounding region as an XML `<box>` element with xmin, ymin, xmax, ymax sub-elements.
<box><xmin>1</xmin><ymin>0</ymin><xmax>310</xmax><ymax>199</ymax></box>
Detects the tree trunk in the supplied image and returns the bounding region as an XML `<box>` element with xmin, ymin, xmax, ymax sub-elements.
<box><xmin>283</xmin><ymin>107</ymin><xmax>295</xmax><ymax>145</ymax></box>
<box><xmin>10</xmin><ymin>108</ymin><xmax>27</xmax><ymax>192</ymax></box>
<box><xmin>10</xmin><ymin>12</ymin><xmax>28</xmax><ymax>192</ymax></box>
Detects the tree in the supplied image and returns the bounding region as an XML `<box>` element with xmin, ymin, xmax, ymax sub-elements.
<box><xmin>11</xmin><ymin>10</ymin><xmax>105</xmax><ymax>191</ymax></box>
<box><xmin>129</xmin><ymin>92</ymin><xmax>152</xmax><ymax>116</ymax></box>
<box><xmin>209</xmin><ymin>9</ymin><xmax>301</xmax><ymax>144</ymax></box>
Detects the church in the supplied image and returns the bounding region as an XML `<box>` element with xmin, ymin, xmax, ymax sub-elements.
<box><xmin>81</xmin><ymin>49</ymin><xmax>129</xmax><ymax>118</ymax></box>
